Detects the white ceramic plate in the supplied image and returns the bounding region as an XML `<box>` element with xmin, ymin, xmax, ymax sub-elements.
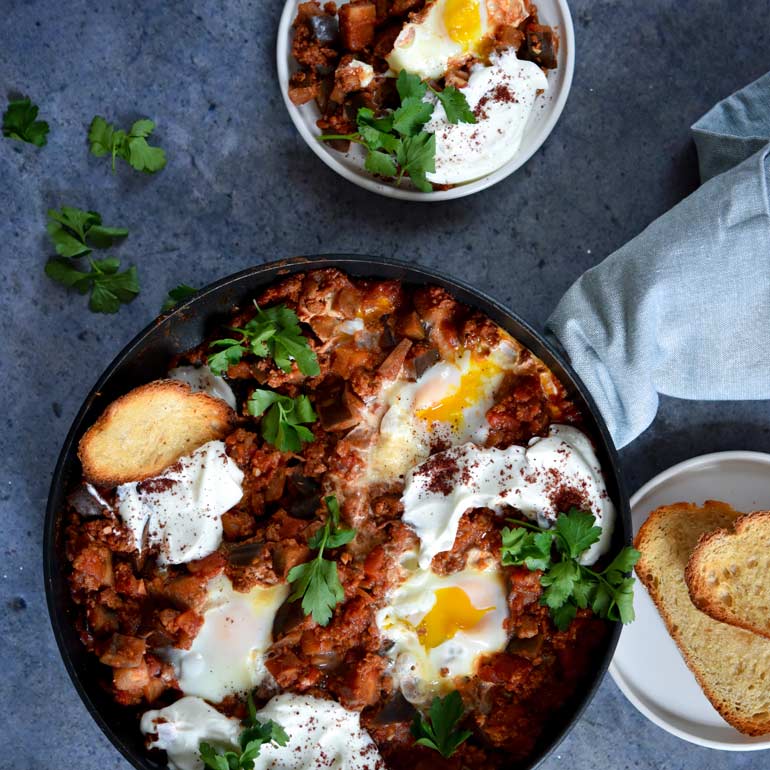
<box><xmin>276</xmin><ymin>0</ymin><xmax>575</xmax><ymax>201</ymax></box>
<box><xmin>610</xmin><ymin>451</ymin><xmax>770</xmax><ymax>751</ymax></box>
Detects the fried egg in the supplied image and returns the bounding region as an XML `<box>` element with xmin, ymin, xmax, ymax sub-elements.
<box><xmin>165</xmin><ymin>574</ymin><xmax>288</xmax><ymax>703</ymax></box>
<box><xmin>376</xmin><ymin>560</ymin><xmax>508</xmax><ymax>703</ymax></box>
<box><xmin>386</xmin><ymin>0</ymin><xmax>528</xmax><ymax>80</ymax></box>
<box><xmin>367</xmin><ymin>342</ymin><xmax>517</xmax><ymax>482</ymax></box>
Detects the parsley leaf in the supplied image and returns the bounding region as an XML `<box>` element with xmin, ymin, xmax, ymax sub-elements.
<box><xmin>88</xmin><ymin>115</ymin><xmax>167</xmax><ymax>173</ymax></box>
<box><xmin>319</xmin><ymin>69</ymin><xmax>471</xmax><ymax>192</ymax></box>
<box><xmin>208</xmin><ymin>303</ymin><xmax>319</xmax><ymax>377</ymax></box>
<box><xmin>396</xmin><ymin>70</ymin><xmax>428</xmax><ymax>101</ymax></box>
<box><xmin>552</xmin><ymin>509</ymin><xmax>602</xmax><ymax>559</ymax></box>
<box><xmin>287</xmin><ymin>495</ymin><xmax>355</xmax><ymax>626</ymax></box>
<box><xmin>2</xmin><ymin>97</ymin><xmax>49</xmax><ymax>146</ymax></box>
<box><xmin>410</xmin><ymin>691</ymin><xmax>472</xmax><ymax>758</ymax></box>
<box><xmin>45</xmin><ymin>256</ymin><xmax>139</xmax><ymax>314</ymax></box>
<box><xmin>365</xmin><ymin>150</ymin><xmax>398</xmax><ymax>177</ymax></box>
<box><xmin>162</xmin><ymin>284</ymin><xmax>198</xmax><ymax>311</ymax></box>
<box><xmin>396</xmin><ymin>132</ymin><xmax>436</xmax><ymax>192</ymax></box>
<box><xmin>47</xmin><ymin>206</ymin><xmax>128</xmax><ymax>258</ymax></box>
<box><xmin>247</xmin><ymin>390</ymin><xmax>317</xmax><ymax>453</ymax></box>
<box><xmin>392</xmin><ymin>97</ymin><xmax>434</xmax><ymax>137</ymax></box>
<box><xmin>200</xmin><ymin>693</ymin><xmax>287</xmax><ymax>770</ymax></box>
<box><xmin>431</xmin><ymin>85</ymin><xmax>477</xmax><ymax>124</ymax></box>
<box><xmin>501</xmin><ymin>509</ymin><xmax>641</xmax><ymax>631</ymax></box>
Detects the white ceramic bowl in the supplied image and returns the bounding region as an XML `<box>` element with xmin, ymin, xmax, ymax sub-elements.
<box><xmin>610</xmin><ymin>451</ymin><xmax>770</xmax><ymax>751</ymax></box>
<box><xmin>276</xmin><ymin>0</ymin><xmax>575</xmax><ymax>201</ymax></box>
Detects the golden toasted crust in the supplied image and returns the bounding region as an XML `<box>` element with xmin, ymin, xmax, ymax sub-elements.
<box><xmin>634</xmin><ymin>501</ymin><xmax>770</xmax><ymax>736</ymax></box>
<box><xmin>686</xmin><ymin>510</ymin><xmax>770</xmax><ymax>640</ymax></box>
<box><xmin>78</xmin><ymin>380</ymin><xmax>235</xmax><ymax>487</ymax></box>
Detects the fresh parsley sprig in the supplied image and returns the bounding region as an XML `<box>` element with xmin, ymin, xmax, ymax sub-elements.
<box><xmin>208</xmin><ymin>303</ymin><xmax>320</xmax><ymax>378</ymax></box>
<box><xmin>501</xmin><ymin>509</ymin><xmax>641</xmax><ymax>631</ymax></box>
<box><xmin>319</xmin><ymin>70</ymin><xmax>475</xmax><ymax>192</ymax></box>
<box><xmin>247</xmin><ymin>390</ymin><xmax>317</xmax><ymax>452</ymax></box>
<box><xmin>287</xmin><ymin>495</ymin><xmax>355</xmax><ymax>626</ymax></box>
<box><xmin>410</xmin><ymin>691</ymin><xmax>472</xmax><ymax>758</ymax></box>
<box><xmin>88</xmin><ymin>115</ymin><xmax>167</xmax><ymax>173</ymax></box>
<box><xmin>162</xmin><ymin>284</ymin><xmax>198</xmax><ymax>311</ymax></box>
<box><xmin>44</xmin><ymin>205</ymin><xmax>137</xmax><ymax>313</ymax></box>
<box><xmin>47</xmin><ymin>206</ymin><xmax>128</xmax><ymax>258</ymax></box>
<box><xmin>199</xmin><ymin>693</ymin><xmax>288</xmax><ymax>770</ymax></box>
<box><xmin>2</xmin><ymin>97</ymin><xmax>49</xmax><ymax>146</ymax></box>
<box><xmin>45</xmin><ymin>256</ymin><xmax>139</xmax><ymax>314</ymax></box>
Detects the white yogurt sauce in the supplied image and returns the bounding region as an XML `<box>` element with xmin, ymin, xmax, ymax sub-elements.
<box><xmin>141</xmin><ymin>694</ymin><xmax>384</xmax><ymax>770</ymax></box>
<box><xmin>402</xmin><ymin>424</ymin><xmax>615</xmax><ymax>567</ymax></box>
<box><xmin>141</xmin><ymin>697</ymin><xmax>241</xmax><ymax>770</ymax></box>
<box><xmin>425</xmin><ymin>49</ymin><xmax>548</xmax><ymax>185</ymax></box>
<box><xmin>116</xmin><ymin>440</ymin><xmax>244</xmax><ymax>565</ymax></box>
<box><xmin>168</xmin><ymin>365</ymin><xmax>237</xmax><ymax>410</ymax></box>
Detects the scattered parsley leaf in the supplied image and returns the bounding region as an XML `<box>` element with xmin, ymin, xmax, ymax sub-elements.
<box><xmin>200</xmin><ymin>693</ymin><xmax>288</xmax><ymax>770</ymax></box>
<box><xmin>45</xmin><ymin>256</ymin><xmax>139</xmax><ymax>314</ymax></box>
<box><xmin>247</xmin><ymin>389</ymin><xmax>317</xmax><ymax>453</ymax></box>
<box><xmin>287</xmin><ymin>495</ymin><xmax>356</xmax><ymax>626</ymax></box>
<box><xmin>430</xmin><ymin>85</ymin><xmax>477</xmax><ymax>124</ymax></box>
<box><xmin>46</xmin><ymin>206</ymin><xmax>128</xmax><ymax>258</ymax></box>
<box><xmin>2</xmin><ymin>97</ymin><xmax>49</xmax><ymax>146</ymax></box>
<box><xmin>162</xmin><ymin>284</ymin><xmax>198</xmax><ymax>311</ymax></box>
<box><xmin>410</xmin><ymin>691</ymin><xmax>472</xmax><ymax>758</ymax></box>
<box><xmin>88</xmin><ymin>115</ymin><xmax>166</xmax><ymax>173</ymax></box>
<box><xmin>501</xmin><ymin>509</ymin><xmax>641</xmax><ymax>631</ymax></box>
<box><xmin>208</xmin><ymin>303</ymin><xmax>319</xmax><ymax>377</ymax></box>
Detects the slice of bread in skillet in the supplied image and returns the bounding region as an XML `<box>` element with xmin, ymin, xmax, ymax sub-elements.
<box><xmin>686</xmin><ymin>510</ymin><xmax>770</xmax><ymax>640</ymax></box>
<box><xmin>78</xmin><ymin>380</ymin><xmax>235</xmax><ymax>487</ymax></box>
<box><xmin>634</xmin><ymin>500</ymin><xmax>770</xmax><ymax>736</ymax></box>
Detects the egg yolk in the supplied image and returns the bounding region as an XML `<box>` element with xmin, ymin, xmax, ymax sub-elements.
<box><xmin>415</xmin><ymin>354</ymin><xmax>502</xmax><ymax>429</ymax></box>
<box><xmin>417</xmin><ymin>587</ymin><xmax>493</xmax><ymax>649</ymax></box>
<box><xmin>443</xmin><ymin>0</ymin><xmax>482</xmax><ymax>51</ymax></box>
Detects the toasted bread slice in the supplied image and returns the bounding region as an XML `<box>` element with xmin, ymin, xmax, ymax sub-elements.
<box><xmin>78</xmin><ymin>380</ymin><xmax>235</xmax><ymax>487</ymax></box>
<box><xmin>634</xmin><ymin>501</ymin><xmax>770</xmax><ymax>736</ymax></box>
<box><xmin>686</xmin><ymin>511</ymin><xmax>770</xmax><ymax>639</ymax></box>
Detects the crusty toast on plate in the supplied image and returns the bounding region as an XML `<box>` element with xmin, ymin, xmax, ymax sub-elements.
<box><xmin>686</xmin><ymin>510</ymin><xmax>770</xmax><ymax>640</ymax></box>
<box><xmin>78</xmin><ymin>380</ymin><xmax>235</xmax><ymax>487</ymax></box>
<box><xmin>634</xmin><ymin>500</ymin><xmax>770</xmax><ymax>736</ymax></box>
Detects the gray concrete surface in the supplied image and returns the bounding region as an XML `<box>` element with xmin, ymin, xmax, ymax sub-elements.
<box><xmin>1</xmin><ymin>0</ymin><xmax>769</xmax><ymax>768</ymax></box>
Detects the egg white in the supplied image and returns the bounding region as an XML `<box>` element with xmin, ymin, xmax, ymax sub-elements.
<box><xmin>164</xmin><ymin>574</ymin><xmax>288</xmax><ymax>703</ymax></box>
<box><xmin>376</xmin><ymin>559</ymin><xmax>509</xmax><ymax>703</ymax></box>
<box><xmin>387</xmin><ymin>0</ymin><xmax>491</xmax><ymax>80</ymax></box>
<box><xmin>366</xmin><ymin>342</ymin><xmax>517</xmax><ymax>483</ymax></box>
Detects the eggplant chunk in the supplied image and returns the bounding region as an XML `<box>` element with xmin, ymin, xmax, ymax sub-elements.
<box><xmin>524</xmin><ymin>24</ymin><xmax>558</xmax><ymax>70</ymax></box>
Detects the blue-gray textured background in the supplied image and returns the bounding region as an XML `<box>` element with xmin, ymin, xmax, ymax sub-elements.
<box><xmin>1</xmin><ymin>0</ymin><xmax>769</xmax><ymax>768</ymax></box>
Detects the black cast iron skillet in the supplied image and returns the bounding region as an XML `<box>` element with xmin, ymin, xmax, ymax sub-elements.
<box><xmin>44</xmin><ymin>254</ymin><xmax>630</xmax><ymax>770</ymax></box>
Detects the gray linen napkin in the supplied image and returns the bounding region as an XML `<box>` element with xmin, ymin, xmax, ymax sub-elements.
<box><xmin>546</xmin><ymin>72</ymin><xmax>770</xmax><ymax>449</ymax></box>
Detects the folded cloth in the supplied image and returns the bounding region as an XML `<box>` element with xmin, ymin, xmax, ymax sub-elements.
<box><xmin>546</xmin><ymin>71</ymin><xmax>770</xmax><ymax>449</ymax></box>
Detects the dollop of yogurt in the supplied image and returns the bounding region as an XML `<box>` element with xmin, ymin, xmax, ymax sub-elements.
<box><xmin>116</xmin><ymin>440</ymin><xmax>244</xmax><ymax>565</ymax></box>
<box><xmin>402</xmin><ymin>424</ymin><xmax>615</xmax><ymax>567</ymax></box>
<box><xmin>168</xmin><ymin>365</ymin><xmax>237</xmax><ymax>410</ymax></box>
<box><xmin>141</xmin><ymin>697</ymin><xmax>241</xmax><ymax>770</ymax></box>
<box><xmin>425</xmin><ymin>49</ymin><xmax>548</xmax><ymax>185</ymax></box>
<box><xmin>141</xmin><ymin>694</ymin><xmax>384</xmax><ymax>770</ymax></box>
